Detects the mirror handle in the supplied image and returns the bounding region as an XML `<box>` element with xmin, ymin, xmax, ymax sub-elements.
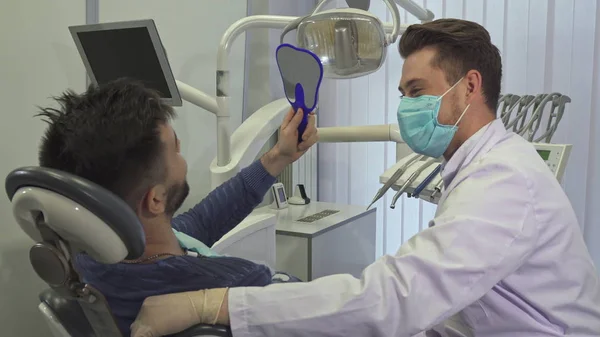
<box><xmin>292</xmin><ymin>83</ymin><xmax>309</xmax><ymax>143</ymax></box>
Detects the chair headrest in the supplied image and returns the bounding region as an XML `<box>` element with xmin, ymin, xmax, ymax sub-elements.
<box><xmin>5</xmin><ymin>166</ymin><xmax>145</xmax><ymax>262</ymax></box>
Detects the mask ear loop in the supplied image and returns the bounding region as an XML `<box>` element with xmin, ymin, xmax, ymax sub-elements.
<box><xmin>437</xmin><ymin>78</ymin><xmax>464</xmax><ymax>101</ymax></box>
<box><xmin>436</xmin><ymin>78</ymin><xmax>466</xmax><ymax>126</ymax></box>
<box><xmin>454</xmin><ymin>104</ymin><xmax>471</xmax><ymax>127</ymax></box>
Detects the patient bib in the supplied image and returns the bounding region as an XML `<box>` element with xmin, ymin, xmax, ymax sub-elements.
<box><xmin>172</xmin><ymin>229</ymin><xmax>221</xmax><ymax>257</ymax></box>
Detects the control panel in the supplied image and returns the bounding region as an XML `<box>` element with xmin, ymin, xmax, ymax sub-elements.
<box><xmin>533</xmin><ymin>143</ymin><xmax>572</xmax><ymax>182</ymax></box>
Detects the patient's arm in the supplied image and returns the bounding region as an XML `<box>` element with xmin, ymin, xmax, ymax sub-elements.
<box><xmin>172</xmin><ymin>110</ymin><xmax>317</xmax><ymax>246</ymax></box>
<box><xmin>172</xmin><ymin>159</ymin><xmax>276</xmax><ymax>246</ymax></box>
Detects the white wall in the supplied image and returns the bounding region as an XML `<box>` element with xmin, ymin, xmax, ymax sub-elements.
<box><xmin>0</xmin><ymin>1</ymin><xmax>86</xmax><ymax>335</ymax></box>
<box><xmin>99</xmin><ymin>0</ymin><xmax>249</xmax><ymax>212</ymax></box>
<box><xmin>318</xmin><ymin>0</ymin><xmax>600</xmax><ymax>268</ymax></box>
<box><xmin>0</xmin><ymin>0</ymin><xmax>250</xmax><ymax>334</ymax></box>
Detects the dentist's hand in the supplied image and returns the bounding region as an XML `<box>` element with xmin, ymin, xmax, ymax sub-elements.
<box><xmin>130</xmin><ymin>288</ymin><xmax>230</xmax><ymax>337</ymax></box>
<box><xmin>261</xmin><ymin>108</ymin><xmax>318</xmax><ymax>177</ymax></box>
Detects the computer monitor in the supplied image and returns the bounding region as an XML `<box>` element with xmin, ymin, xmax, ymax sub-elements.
<box><xmin>69</xmin><ymin>19</ymin><xmax>182</xmax><ymax>106</ymax></box>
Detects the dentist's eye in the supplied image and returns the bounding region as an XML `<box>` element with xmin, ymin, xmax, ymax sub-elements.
<box><xmin>410</xmin><ymin>88</ymin><xmax>422</xmax><ymax>97</ymax></box>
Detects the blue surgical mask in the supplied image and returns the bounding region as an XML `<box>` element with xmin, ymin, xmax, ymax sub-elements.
<box><xmin>397</xmin><ymin>79</ymin><xmax>470</xmax><ymax>158</ymax></box>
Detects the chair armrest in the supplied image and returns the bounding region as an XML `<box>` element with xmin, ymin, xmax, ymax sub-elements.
<box><xmin>211</xmin><ymin>211</ymin><xmax>277</xmax><ymax>269</ymax></box>
<box><xmin>171</xmin><ymin>324</ymin><xmax>232</xmax><ymax>337</ymax></box>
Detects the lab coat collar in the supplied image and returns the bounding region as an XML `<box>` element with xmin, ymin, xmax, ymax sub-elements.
<box><xmin>440</xmin><ymin>119</ymin><xmax>507</xmax><ymax>188</ymax></box>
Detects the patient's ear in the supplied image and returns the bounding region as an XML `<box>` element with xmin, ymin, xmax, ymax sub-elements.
<box><xmin>142</xmin><ymin>184</ymin><xmax>167</xmax><ymax>216</ymax></box>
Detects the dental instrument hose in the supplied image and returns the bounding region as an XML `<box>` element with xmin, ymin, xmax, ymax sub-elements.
<box><xmin>430</xmin><ymin>178</ymin><xmax>445</xmax><ymax>201</ymax></box>
<box><xmin>411</xmin><ymin>164</ymin><xmax>441</xmax><ymax>198</ymax></box>
<box><xmin>367</xmin><ymin>154</ymin><xmax>424</xmax><ymax>210</ymax></box>
<box><xmin>390</xmin><ymin>157</ymin><xmax>437</xmax><ymax>209</ymax></box>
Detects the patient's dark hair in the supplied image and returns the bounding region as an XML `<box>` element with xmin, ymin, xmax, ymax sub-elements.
<box><xmin>399</xmin><ymin>19</ymin><xmax>502</xmax><ymax>112</ymax></box>
<box><xmin>37</xmin><ymin>78</ymin><xmax>176</xmax><ymax>210</ymax></box>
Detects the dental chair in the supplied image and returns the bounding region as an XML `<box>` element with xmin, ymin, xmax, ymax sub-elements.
<box><xmin>5</xmin><ymin>166</ymin><xmax>232</xmax><ymax>337</ymax></box>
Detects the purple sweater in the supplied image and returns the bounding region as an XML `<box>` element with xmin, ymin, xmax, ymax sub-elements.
<box><xmin>75</xmin><ymin>160</ymin><xmax>276</xmax><ymax>335</ymax></box>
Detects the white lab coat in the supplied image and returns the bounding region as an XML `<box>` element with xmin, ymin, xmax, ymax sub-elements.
<box><xmin>228</xmin><ymin>119</ymin><xmax>600</xmax><ymax>336</ymax></box>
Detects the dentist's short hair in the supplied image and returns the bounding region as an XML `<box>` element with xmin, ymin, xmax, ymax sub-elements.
<box><xmin>399</xmin><ymin>19</ymin><xmax>502</xmax><ymax>112</ymax></box>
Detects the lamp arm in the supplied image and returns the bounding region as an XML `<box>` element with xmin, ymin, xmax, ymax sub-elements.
<box><xmin>383</xmin><ymin>0</ymin><xmax>402</xmax><ymax>43</ymax></box>
<box><xmin>312</xmin><ymin>0</ymin><xmax>333</xmax><ymax>14</ymax></box>
<box><xmin>176</xmin><ymin>80</ymin><xmax>219</xmax><ymax>114</ymax></box>
<box><xmin>216</xmin><ymin>16</ymin><xmax>298</xmax><ymax>168</ymax></box>
<box><xmin>394</xmin><ymin>0</ymin><xmax>435</xmax><ymax>22</ymax></box>
<box><xmin>318</xmin><ymin>124</ymin><xmax>403</xmax><ymax>143</ymax></box>
<box><xmin>209</xmin><ymin>98</ymin><xmax>290</xmax><ymax>190</ymax></box>
<box><xmin>208</xmin><ymin>101</ymin><xmax>405</xmax><ymax>190</ymax></box>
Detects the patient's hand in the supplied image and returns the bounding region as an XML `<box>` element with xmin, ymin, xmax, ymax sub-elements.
<box><xmin>260</xmin><ymin>108</ymin><xmax>318</xmax><ymax>177</ymax></box>
<box><xmin>131</xmin><ymin>288</ymin><xmax>230</xmax><ymax>337</ymax></box>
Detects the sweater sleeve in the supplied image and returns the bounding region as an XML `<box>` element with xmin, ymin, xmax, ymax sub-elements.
<box><xmin>171</xmin><ymin>160</ymin><xmax>276</xmax><ymax>247</ymax></box>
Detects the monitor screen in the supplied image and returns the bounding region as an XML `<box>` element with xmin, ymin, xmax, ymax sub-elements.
<box><xmin>70</xmin><ymin>20</ymin><xmax>182</xmax><ymax>106</ymax></box>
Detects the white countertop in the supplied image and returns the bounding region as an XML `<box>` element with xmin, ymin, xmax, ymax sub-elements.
<box><xmin>252</xmin><ymin>201</ymin><xmax>376</xmax><ymax>238</ymax></box>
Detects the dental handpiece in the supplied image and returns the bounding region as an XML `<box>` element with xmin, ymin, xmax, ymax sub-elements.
<box><xmin>411</xmin><ymin>164</ymin><xmax>441</xmax><ymax>198</ymax></box>
<box><xmin>430</xmin><ymin>178</ymin><xmax>445</xmax><ymax>201</ymax></box>
<box><xmin>390</xmin><ymin>158</ymin><xmax>437</xmax><ymax>209</ymax></box>
<box><xmin>367</xmin><ymin>154</ymin><xmax>424</xmax><ymax>210</ymax></box>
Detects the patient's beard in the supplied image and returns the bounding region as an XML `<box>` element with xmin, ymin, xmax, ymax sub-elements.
<box><xmin>164</xmin><ymin>180</ymin><xmax>190</xmax><ymax>217</ymax></box>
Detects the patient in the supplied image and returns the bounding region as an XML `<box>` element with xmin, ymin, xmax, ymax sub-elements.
<box><xmin>36</xmin><ymin>78</ymin><xmax>317</xmax><ymax>335</ymax></box>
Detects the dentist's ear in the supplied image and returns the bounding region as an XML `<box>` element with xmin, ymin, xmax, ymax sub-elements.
<box><xmin>464</xmin><ymin>69</ymin><xmax>482</xmax><ymax>103</ymax></box>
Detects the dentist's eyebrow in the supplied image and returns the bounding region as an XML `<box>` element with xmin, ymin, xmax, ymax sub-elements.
<box><xmin>398</xmin><ymin>78</ymin><xmax>425</xmax><ymax>95</ymax></box>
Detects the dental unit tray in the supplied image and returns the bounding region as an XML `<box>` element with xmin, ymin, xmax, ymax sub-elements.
<box><xmin>379</xmin><ymin>143</ymin><xmax>572</xmax><ymax>205</ymax></box>
<box><xmin>276</xmin><ymin>43</ymin><xmax>324</xmax><ymax>142</ymax></box>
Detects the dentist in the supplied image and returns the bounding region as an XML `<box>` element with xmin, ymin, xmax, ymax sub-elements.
<box><xmin>132</xmin><ymin>19</ymin><xmax>600</xmax><ymax>337</ymax></box>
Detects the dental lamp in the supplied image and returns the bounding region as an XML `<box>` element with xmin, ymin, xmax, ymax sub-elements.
<box><xmin>280</xmin><ymin>0</ymin><xmax>401</xmax><ymax>79</ymax></box>
<box><xmin>209</xmin><ymin>0</ymin><xmax>432</xmax><ymax>188</ymax></box>
<box><xmin>69</xmin><ymin>0</ymin><xmax>433</xmax><ymax>190</ymax></box>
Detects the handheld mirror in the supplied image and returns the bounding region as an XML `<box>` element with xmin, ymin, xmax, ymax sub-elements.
<box><xmin>276</xmin><ymin>43</ymin><xmax>324</xmax><ymax>143</ymax></box>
